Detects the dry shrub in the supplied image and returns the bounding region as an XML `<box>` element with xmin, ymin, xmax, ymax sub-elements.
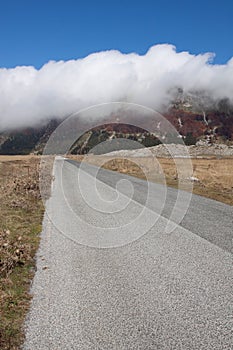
<box><xmin>0</xmin><ymin>156</ymin><xmax>43</xmax><ymax>350</ymax></box>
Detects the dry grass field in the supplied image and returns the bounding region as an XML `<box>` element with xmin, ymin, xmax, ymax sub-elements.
<box><xmin>71</xmin><ymin>154</ymin><xmax>233</xmax><ymax>206</ymax></box>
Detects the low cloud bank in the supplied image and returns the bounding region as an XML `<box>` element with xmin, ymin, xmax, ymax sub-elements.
<box><xmin>0</xmin><ymin>44</ymin><xmax>233</xmax><ymax>131</ymax></box>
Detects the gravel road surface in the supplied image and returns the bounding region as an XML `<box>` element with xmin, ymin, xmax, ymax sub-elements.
<box><xmin>23</xmin><ymin>158</ymin><xmax>233</xmax><ymax>350</ymax></box>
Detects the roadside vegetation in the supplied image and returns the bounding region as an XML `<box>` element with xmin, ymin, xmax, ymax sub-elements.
<box><xmin>0</xmin><ymin>156</ymin><xmax>44</xmax><ymax>350</ymax></box>
<box><xmin>102</xmin><ymin>157</ymin><xmax>233</xmax><ymax>205</ymax></box>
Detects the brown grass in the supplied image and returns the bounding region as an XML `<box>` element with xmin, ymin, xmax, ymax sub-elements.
<box><xmin>69</xmin><ymin>154</ymin><xmax>233</xmax><ymax>206</ymax></box>
<box><xmin>0</xmin><ymin>155</ymin><xmax>44</xmax><ymax>350</ymax></box>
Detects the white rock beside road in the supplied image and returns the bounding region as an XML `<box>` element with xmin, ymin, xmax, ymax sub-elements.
<box><xmin>103</xmin><ymin>143</ymin><xmax>233</xmax><ymax>158</ymax></box>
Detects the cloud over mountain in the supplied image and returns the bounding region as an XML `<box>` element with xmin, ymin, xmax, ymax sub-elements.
<box><xmin>0</xmin><ymin>44</ymin><xmax>233</xmax><ymax>131</ymax></box>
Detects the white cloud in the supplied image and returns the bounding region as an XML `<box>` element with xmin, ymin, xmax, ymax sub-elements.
<box><xmin>0</xmin><ymin>44</ymin><xmax>232</xmax><ymax>130</ymax></box>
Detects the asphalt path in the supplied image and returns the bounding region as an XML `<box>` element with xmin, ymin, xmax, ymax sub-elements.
<box><xmin>23</xmin><ymin>158</ymin><xmax>233</xmax><ymax>350</ymax></box>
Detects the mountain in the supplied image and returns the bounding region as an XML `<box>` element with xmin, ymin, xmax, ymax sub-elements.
<box><xmin>0</xmin><ymin>120</ymin><xmax>59</xmax><ymax>155</ymax></box>
<box><xmin>0</xmin><ymin>93</ymin><xmax>232</xmax><ymax>155</ymax></box>
<box><xmin>166</xmin><ymin>89</ymin><xmax>233</xmax><ymax>144</ymax></box>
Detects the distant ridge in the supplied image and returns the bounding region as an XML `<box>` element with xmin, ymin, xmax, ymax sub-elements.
<box><xmin>0</xmin><ymin>94</ymin><xmax>232</xmax><ymax>155</ymax></box>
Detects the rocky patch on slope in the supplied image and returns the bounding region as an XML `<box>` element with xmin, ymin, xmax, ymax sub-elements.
<box><xmin>103</xmin><ymin>143</ymin><xmax>233</xmax><ymax>158</ymax></box>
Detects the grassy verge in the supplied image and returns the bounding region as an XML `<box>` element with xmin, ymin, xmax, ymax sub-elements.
<box><xmin>103</xmin><ymin>157</ymin><xmax>233</xmax><ymax>205</ymax></box>
<box><xmin>0</xmin><ymin>156</ymin><xmax>44</xmax><ymax>350</ymax></box>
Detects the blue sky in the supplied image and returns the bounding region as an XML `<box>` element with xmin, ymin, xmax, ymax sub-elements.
<box><xmin>0</xmin><ymin>0</ymin><xmax>232</xmax><ymax>68</ymax></box>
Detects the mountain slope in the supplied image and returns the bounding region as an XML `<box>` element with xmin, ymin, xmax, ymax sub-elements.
<box><xmin>0</xmin><ymin>95</ymin><xmax>232</xmax><ymax>155</ymax></box>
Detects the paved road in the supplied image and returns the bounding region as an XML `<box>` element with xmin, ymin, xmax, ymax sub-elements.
<box><xmin>23</xmin><ymin>158</ymin><xmax>233</xmax><ymax>350</ymax></box>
